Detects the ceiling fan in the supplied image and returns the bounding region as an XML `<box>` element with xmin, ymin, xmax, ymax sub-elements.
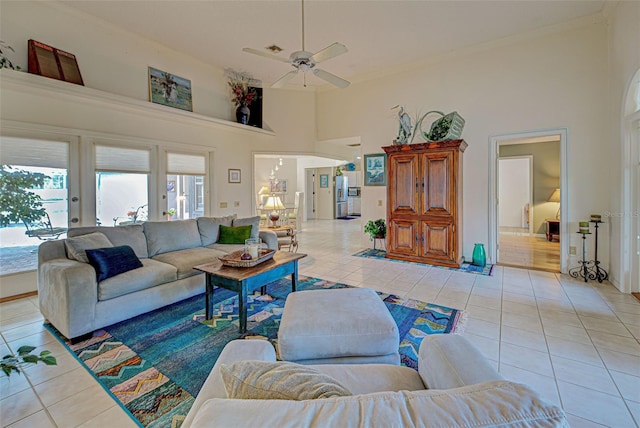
<box><xmin>242</xmin><ymin>0</ymin><xmax>350</xmax><ymax>89</ymax></box>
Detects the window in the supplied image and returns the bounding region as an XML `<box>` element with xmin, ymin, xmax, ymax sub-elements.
<box><xmin>166</xmin><ymin>152</ymin><xmax>206</xmax><ymax>220</ymax></box>
<box><xmin>95</xmin><ymin>145</ymin><xmax>150</xmax><ymax>227</ymax></box>
<box><xmin>0</xmin><ymin>137</ymin><xmax>69</xmax><ymax>275</ymax></box>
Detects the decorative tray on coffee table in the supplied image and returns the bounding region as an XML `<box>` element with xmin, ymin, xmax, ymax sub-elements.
<box><xmin>219</xmin><ymin>248</ymin><xmax>275</xmax><ymax>268</ymax></box>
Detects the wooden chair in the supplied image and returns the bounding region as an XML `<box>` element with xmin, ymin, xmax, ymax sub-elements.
<box><xmin>22</xmin><ymin>212</ymin><xmax>67</xmax><ymax>241</ymax></box>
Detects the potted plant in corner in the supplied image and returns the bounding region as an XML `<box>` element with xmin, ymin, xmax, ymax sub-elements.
<box><xmin>364</xmin><ymin>218</ymin><xmax>386</xmax><ymax>241</ymax></box>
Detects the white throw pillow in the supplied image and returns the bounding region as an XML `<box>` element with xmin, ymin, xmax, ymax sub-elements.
<box><xmin>220</xmin><ymin>360</ymin><xmax>352</xmax><ymax>400</ymax></box>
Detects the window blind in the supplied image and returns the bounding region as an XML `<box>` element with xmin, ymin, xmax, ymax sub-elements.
<box><xmin>95</xmin><ymin>145</ymin><xmax>150</xmax><ymax>173</ymax></box>
<box><xmin>0</xmin><ymin>137</ymin><xmax>69</xmax><ymax>169</ymax></box>
<box><xmin>167</xmin><ymin>153</ymin><xmax>206</xmax><ymax>175</ymax></box>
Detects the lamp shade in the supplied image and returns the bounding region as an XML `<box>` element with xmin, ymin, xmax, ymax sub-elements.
<box><xmin>258</xmin><ymin>186</ymin><xmax>270</xmax><ymax>195</ymax></box>
<box><xmin>263</xmin><ymin>196</ymin><xmax>284</xmax><ymax>211</ymax></box>
<box><xmin>547</xmin><ymin>188</ymin><xmax>560</xmax><ymax>203</ymax></box>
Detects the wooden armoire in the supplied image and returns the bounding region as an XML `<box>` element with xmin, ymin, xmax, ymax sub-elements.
<box><xmin>383</xmin><ymin>140</ymin><xmax>467</xmax><ymax>268</ymax></box>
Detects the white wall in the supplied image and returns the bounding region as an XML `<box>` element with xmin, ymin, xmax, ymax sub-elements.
<box><xmin>607</xmin><ymin>1</ymin><xmax>640</xmax><ymax>290</ymax></box>
<box><xmin>316</xmin><ymin>167</ymin><xmax>335</xmax><ymax>219</ymax></box>
<box><xmin>317</xmin><ymin>21</ymin><xmax>609</xmax><ymax>261</ymax></box>
<box><xmin>0</xmin><ymin>2</ymin><xmax>320</xmax><ymax>219</ymax></box>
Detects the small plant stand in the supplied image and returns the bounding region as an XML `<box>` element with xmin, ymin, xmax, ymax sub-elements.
<box><xmin>373</xmin><ymin>235</ymin><xmax>386</xmax><ymax>251</ymax></box>
<box><xmin>587</xmin><ymin>220</ymin><xmax>608</xmax><ymax>283</ymax></box>
<box><xmin>569</xmin><ymin>232</ymin><xmax>592</xmax><ymax>282</ymax></box>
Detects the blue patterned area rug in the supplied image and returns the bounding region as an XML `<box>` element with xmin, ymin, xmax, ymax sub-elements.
<box><xmin>353</xmin><ymin>248</ymin><xmax>494</xmax><ymax>276</ymax></box>
<box><xmin>45</xmin><ymin>276</ymin><xmax>466</xmax><ymax>427</ymax></box>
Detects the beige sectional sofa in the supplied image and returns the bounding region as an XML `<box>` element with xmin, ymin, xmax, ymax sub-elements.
<box><xmin>183</xmin><ymin>335</ymin><xmax>569</xmax><ymax>427</ymax></box>
<box><xmin>38</xmin><ymin>216</ymin><xmax>277</xmax><ymax>341</ymax></box>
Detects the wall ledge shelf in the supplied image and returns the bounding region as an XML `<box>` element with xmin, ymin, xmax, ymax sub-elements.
<box><xmin>0</xmin><ymin>69</ymin><xmax>276</xmax><ymax>137</ymax></box>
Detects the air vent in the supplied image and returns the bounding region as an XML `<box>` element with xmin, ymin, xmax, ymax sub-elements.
<box><xmin>266</xmin><ymin>45</ymin><xmax>283</xmax><ymax>53</ymax></box>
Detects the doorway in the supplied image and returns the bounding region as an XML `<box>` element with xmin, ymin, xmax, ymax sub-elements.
<box><xmin>489</xmin><ymin>130</ymin><xmax>567</xmax><ymax>273</ymax></box>
<box><xmin>305</xmin><ymin>168</ymin><xmax>316</xmax><ymax>221</ymax></box>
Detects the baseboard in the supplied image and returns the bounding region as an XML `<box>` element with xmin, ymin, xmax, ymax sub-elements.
<box><xmin>0</xmin><ymin>290</ymin><xmax>37</xmax><ymax>303</ymax></box>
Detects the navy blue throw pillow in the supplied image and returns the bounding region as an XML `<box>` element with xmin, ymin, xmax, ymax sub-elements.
<box><xmin>85</xmin><ymin>245</ymin><xmax>143</xmax><ymax>282</ymax></box>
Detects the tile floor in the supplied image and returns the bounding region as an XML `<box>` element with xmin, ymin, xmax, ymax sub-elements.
<box><xmin>1</xmin><ymin>219</ymin><xmax>639</xmax><ymax>427</ymax></box>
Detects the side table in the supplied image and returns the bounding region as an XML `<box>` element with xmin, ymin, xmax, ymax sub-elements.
<box><xmin>545</xmin><ymin>219</ymin><xmax>560</xmax><ymax>242</ymax></box>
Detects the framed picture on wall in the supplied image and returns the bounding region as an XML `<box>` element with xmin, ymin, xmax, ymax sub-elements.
<box><xmin>270</xmin><ymin>180</ymin><xmax>287</xmax><ymax>193</ymax></box>
<box><xmin>364</xmin><ymin>153</ymin><xmax>387</xmax><ymax>186</ymax></box>
<box><xmin>320</xmin><ymin>174</ymin><xmax>329</xmax><ymax>188</ymax></box>
<box><xmin>148</xmin><ymin>67</ymin><xmax>193</xmax><ymax>112</ymax></box>
<box><xmin>228</xmin><ymin>169</ymin><xmax>241</xmax><ymax>183</ymax></box>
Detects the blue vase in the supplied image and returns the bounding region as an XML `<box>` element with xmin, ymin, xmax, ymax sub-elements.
<box><xmin>472</xmin><ymin>243</ymin><xmax>486</xmax><ymax>267</ymax></box>
<box><xmin>236</xmin><ymin>104</ymin><xmax>250</xmax><ymax>125</ymax></box>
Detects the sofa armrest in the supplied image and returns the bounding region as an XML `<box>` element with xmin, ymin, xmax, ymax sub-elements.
<box><xmin>259</xmin><ymin>230</ymin><xmax>278</xmax><ymax>250</ymax></box>
<box><xmin>418</xmin><ymin>334</ymin><xmax>503</xmax><ymax>390</ymax></box>
<box><xmin>38</xmin><ymin>259</ymin><xmax>98</xmax><ymax>340</ymax></box>
<box><xmin>182</xmin><ymin>340</ymin><xmax>276</xmax><ymax>428</ymax></box>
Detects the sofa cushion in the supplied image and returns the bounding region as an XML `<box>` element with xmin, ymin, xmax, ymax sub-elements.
<box><xmin>65</xmin><ymin>232</ymin><xmax>113</xmax><ymax>263</ymax></box>
<box><xmin>189</xmin><ymin>381</ymin><xmax>568</xmax><ymax>427</ymax></box>
<box><xmin>85</xmin><ymin>245</ymin><xmax>143</xmax><ymax>282</ymax></box>
<box><xmin>152</xmin><ymin>247</ymin><xmax>227</xmax><ymax>279</ymax></box>
<box><xmin>220</xmin><ymin>361</ymin><xmax>352</xmax><ymax>400</ymax></box>
<box><xmin>207</xmin><ymin>243</ymin><xmax>245</xmax><ymax>253</ymax></box>
<box><xmin>98</xmin><ymin>258</ymin><xmax>177</xmax><ymax>301</ymax></box>
<box><xmin>197</xmin><ymin>215</ymin><xmax>236</xmax><ymax>246</ymax></box>
<box><xmin>232</xmin><ymin>216</ymin><xmax>260</xmax><ymax>240</ymax></box>
<box><xmin>144</xmin><ymin>220</ymin><xmax>201</xmax><ymax>257</ymax></box>
<box><xmin>217</xmin><ymin>225</ymin><xmax>252</xmax><ymax>244</ymax></box>
<box><xmin>67</xmin><ymin>225</ymin><xmax>149</xmax><ymax>259</ymax></box>
<box><xmin>278</xmin><ymin>288</ymin><xmax>399</xmax><ymax>363</ymax></box>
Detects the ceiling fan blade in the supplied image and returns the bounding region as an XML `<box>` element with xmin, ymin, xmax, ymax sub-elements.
<box><xmin>272</xmin><ymin>70</ymin><xmax>299</xmax><ymax>88</ymax></box>
<box><xmin>242</xmin><ymin>48</ymin><xmax>290</xmax><ymax>63</ymax></box>
<box><xmin>312</xmin><ymin>68</ymin><xmax>350</xmax><ymax>88</ymax></box>
<box><xmin>310</xmin><ymin>42</ymin><xmax>348</xmax><ymax>64</ymax></box>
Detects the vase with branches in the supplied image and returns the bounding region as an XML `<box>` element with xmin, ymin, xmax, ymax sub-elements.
<box><xmin>228</xmin><ymin>73</ymin><xmax>259</xmax><ymax>125</ymax></box>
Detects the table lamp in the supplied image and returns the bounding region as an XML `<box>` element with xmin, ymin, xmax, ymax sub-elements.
<box><xmin>263</xmin><ymin>195</ymin><xmax>284</xmax><ymax>227</ymax></box>
<box><xmin>547</xmin><ymin>188</ymin><xmax>560</xmax><ymax>219</ymax></box>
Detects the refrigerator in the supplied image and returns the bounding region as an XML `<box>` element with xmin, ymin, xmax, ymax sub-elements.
<box><xmin>334</xmin><ymin>176</ymin><xmax>348</xmax><ymax>218</ymax></box>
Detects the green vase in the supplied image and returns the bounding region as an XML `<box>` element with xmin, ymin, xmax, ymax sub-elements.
<box><xmin>472</xmin><ymin>243</ymin><xmax>486</xmax><ymax>267</ymax></box>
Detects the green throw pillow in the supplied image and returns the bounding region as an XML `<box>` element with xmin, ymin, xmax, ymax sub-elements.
<box><xmin>217</xmin><ymin>225</ymin><xmax>252</xmax><ymax>244</ymax></box>
<box><xmin>220</xmin><ymin>360</ymin><xmax>352</xmax><ymax>400</ymax></box>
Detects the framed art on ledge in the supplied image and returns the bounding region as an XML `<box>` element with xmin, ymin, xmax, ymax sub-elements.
<box><xmin>148</xmin><ymin>67</ymin><xmax>193</xmax><ymax>112</ymax></box>
<box><xmin>364</xmin><ymin>153</ymin><xmax>387</xmax><ymax>186</ymax></box>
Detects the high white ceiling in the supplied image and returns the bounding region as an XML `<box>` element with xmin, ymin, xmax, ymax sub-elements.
<box><xmin>60</xmin><ymin>0</ymin><xmax>606</xmax><ymax>88</ymax></box>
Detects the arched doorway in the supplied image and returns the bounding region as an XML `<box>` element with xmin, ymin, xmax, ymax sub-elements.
<box><xmin>622</xmin><ymin>68</ymin><xmax>640</xmax><ymax>293</ymax></box>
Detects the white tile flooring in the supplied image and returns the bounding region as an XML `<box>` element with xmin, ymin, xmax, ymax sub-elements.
<box><xmin>1</xmin><ymin>219</ymin><xmax>639</xmax><ymax>427</ymax></box>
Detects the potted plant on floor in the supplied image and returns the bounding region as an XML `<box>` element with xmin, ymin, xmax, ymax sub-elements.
<box><xmin>364</xmin><ymin>218</ymin><xmax>386</xmax><ymax>241</ymax></box>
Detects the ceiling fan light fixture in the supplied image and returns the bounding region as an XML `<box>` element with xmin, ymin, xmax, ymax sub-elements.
<box><xmin>242</xmin><ymin>0</ymin><xmax>350</xmax><ymax>88</ymax></box>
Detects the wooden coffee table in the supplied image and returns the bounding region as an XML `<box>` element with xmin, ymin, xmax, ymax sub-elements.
<box><xmin>194</xmin><ymin>251</ymin><xmax>307</xmax><ymax>333</ymax></box>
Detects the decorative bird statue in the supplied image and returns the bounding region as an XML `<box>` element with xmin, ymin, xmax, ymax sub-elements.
<box><xmin>392</xmin><ymin>105</ymin><xmax>412</xmax><ymax>145</ymax></box>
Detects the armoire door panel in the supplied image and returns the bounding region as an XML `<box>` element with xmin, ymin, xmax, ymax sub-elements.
<box><xmin>422</xmin><ymin>152</ymin><xmax>452</xmax><ymax>216</ymax></box>
<box><xmin>388</xmin><ymin>219</ymin><xmax>419</xmax><ymax>257</ymax></box>
<box><xmin>389</xmin><ymin>154</ymin><xmax>418</xmax><ymax>214</ymax></box>
<box><xmin>422</xmin><ymin>222</ymin><xmax>454</xmax><ymax>262</ymax></box>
